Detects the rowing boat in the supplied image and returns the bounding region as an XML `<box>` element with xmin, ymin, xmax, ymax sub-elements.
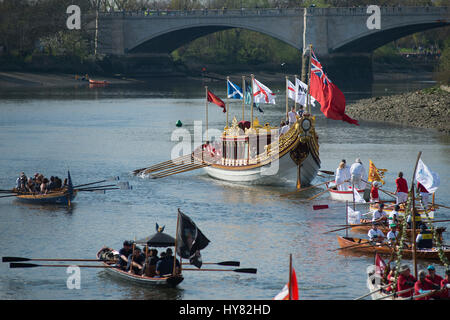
<box><xmin>88</xmin><ymin>79</ymin><xmax>109</xmax><ymax>85</ymax></box>
<box><xmin>369</xmin><ymin>201</ymin><xmax>436</xmax><ymax>219</ymax></box>
<box><xmin>96</xmin><ymin>247</ymin><xmax>183</xmax><ymax>287</ymax></box>
<box><xmin>326</xmin><ymin>183</ymin><xmax>365</xmax><ymax>202</ymax></box>
<box><xmin>350</xmin><ymin>219</ymin><xmax>446</xmax><ymax>237</ymax></box>
<box><xmin>337</xmin><ymin>235</ymin><xmax>450</xmax><ymax>261</ymax></box>
<box><xmin>15</xmin><ymin>188</ymin><xmax>77</xmax><ymax>205</ymax></box>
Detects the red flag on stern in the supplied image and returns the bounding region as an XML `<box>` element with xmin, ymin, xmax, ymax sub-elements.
<box><xmin>375</xmin><ymin>253</ymin><xmax>386</xmax><ymax>277</ymax></box>
<box><xmin>207</xmin><ymin>89</ymin><xmax>226</xmax><ymax>113</ymax></box>
<box><xmin>309</xmin><ymin>49</ymin><xmax>359</xmax><ymax>126</ymax></box>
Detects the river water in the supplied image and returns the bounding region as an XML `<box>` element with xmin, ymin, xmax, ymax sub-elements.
<box><xmin>0</xmin><ymin>74</ymin><xmax>448</xmax><ymax>300</ymax></box>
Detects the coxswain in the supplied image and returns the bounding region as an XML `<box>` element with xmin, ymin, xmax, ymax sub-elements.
<box><xmin>350</xmin><ymin>158</ymin><xmax>367</xmax><ymax>190</ymax></box>
<box><xmin>425</xmin><ymin>265</ymin><xmax>444</xmax><ymax>299</ymax></box>
<box><xmin>414</xmin><ymin>270</ymin><xmax>434</xmax><ymax>300</ymax></box>
<box><xmin>397</xmin><ymin>264</ymin><xmax>416</xmax><ymax>298</ymax></box>
<box><xmin>417</xmin><ymin>182</ymin><xmax>430</xmax><ymax>209</ymax></box>
<box><xmin>368</xmin><ymin>223</ymin><xmax>384</xmax><ymax>243</ymax></box>
<box><xmin>117</xmin><ymin>240</ymin><xmax>133</xmax><ymax>270</ymax></box>
<box><xmin>416</xmin><ymin>224</ymin><xmax>433</xmax><ymax>250</ymax></box>
<box><xmin>395</xmin><ymin>172</ymin><xmax>408</xmax><ymax>204</ymax></box>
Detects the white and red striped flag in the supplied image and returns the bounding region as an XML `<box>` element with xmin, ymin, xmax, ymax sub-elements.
<box><xmin>273</xmin><ymin>267</ymin><xmax>299</xmax><ymax>300</ymax></box>
<box><xmin>253</xmin><ymin>78</ymin><xmax>276</xmax><ymax>104</ymax></box>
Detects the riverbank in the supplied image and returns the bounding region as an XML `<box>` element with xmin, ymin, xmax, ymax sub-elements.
<box><xmin>346</xmin><ymin>86</ymin><xmax>450</xmax><ymax>135</ymax></box>
<box><xmin>0</xmin><ymin>71</ymin><xmax>142</xmax><ymax>88</ymax></box>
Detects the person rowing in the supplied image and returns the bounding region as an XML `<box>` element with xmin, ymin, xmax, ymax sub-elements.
<box><xmin>371</xmin><ymin>203</ymin><xmax>387</xmax><ymax>225</ymax></box>
<box><xmin>127</xmin><ymin>246</ymin><xmax>145</xmax><ymax>275</ymax></box>
<box><xmin>368</xmin><ymin>222</ymin><xmax>385</xmax><ymax>244</ymax></box>
<box><xmin>117</xmin><ymin>240</ymin><xmax>133</xmax><ymax>270</ymax></box>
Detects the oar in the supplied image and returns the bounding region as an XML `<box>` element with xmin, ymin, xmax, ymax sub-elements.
<box><xmin>324</xmin><ymin>221</ymin><xmax>377</xmax><ymax>234</ymax></box>
<box><xmin>306</xmin><ymin>180</ymin><xmax>351</xmax><ymax>201</ymax></box>
<box><xmin>280</xmin><ymin>179</ymin><xmax>334</xmax><ymax>197</ymax></box>
<box><xmin>73</xmin><ymin>177</ymin><xmax>119</xmax><ymax>188</ymax></box>
<box><xmin>135</xmin><ymin>154</ymin><xmax>193</xmax><ymax>175</ymax></box>
<box><xmin>151</xmin><ymin>164</ymin><xmax>208</xmax><ymax>179</ymax></box>
<box><xmin>77</xmin><ymin>188</ymin><xmax>119</xmax><ymax>193</ymax></box>
<box><xmin>9</xmin><ymin>263</ymin><xmax>117</xmax><ymax>268</ymax></box>
<box><xmin>313</xmin><ymin>201</ymin><xmax>370</xmax><ymax>211</ymax></box>
<box><xmin>144</xmin><ymin>157</ymin><xmax>198</xmax><ymax>174</ymax></box>
<box><xmin>0</xmin><ymin>194</ymin><xmax>20</xmax><ymax>199</ymax></box>
<box><xmin>354</xmin><ymin>283</ymin><xmax>392</xmax><ymax>300</ymax></box>
<box><xmin>3</xmin><ymin>257</ymin><xmax>112</xmax><ymax>263</ymax></box>
<box><xmin>375</xmin><ymin>287</ymin><xmax>414</xmax><ymax>300</ymax></box>
<box><xmin>150</xmin><ymin>162</ymin><xmax>206</xmax><ymax>178</ymax></box>
<box><xmin>181</xmin><ymin>261</ymin><xmax>240</xmax><ymax>267</ymax></box>
<box><xmin>329</xmin><ymin>240</ymin><xmax>391</xmax><ymax>252</ymax></box>
<box><xmin>434</xmin><ymin>203</ymin><xmax>450</xmax><ymax>210</ymax></box>
<box><xmin>319</xmin><ymin>170</ymin><xmax>335</xmax><ymax>175</ymax></box>
<box><xmin>182</xmin><ymin>268</ymin><xmax>257</xmax><ymax>274</ymax></box>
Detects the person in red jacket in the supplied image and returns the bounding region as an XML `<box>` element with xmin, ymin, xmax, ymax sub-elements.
<box><xmin>370</xmin><ymin>181</ymin><xmax>380</xmax><ymax>203</ymax></box>
<box><xmin>415</xmin><ymin>270</ymin><xmax>434</xmax><ymax>300</ymax></box>
<box><xmin>440</xmin><ymin>269</ymin><xmax>450</xmax><ymax>300</ymax></box>
<box><xmin>397</xmin><ymin>264</ymin><xmax>416</xmax><ymax>298</ymax></box>
<box><xmin>395</xmin><ymin>172</ymin><xmax>408</xmax><ymax>204</ymax></box>
<box><xmin>425</xmin><ymin>265</ymin><xmax>444</xmax><ymax>299</ymax></box>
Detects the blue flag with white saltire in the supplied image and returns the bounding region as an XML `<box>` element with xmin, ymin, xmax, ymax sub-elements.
<box><xmin>227</xmin><ymin>80</ymin><xmax>243</xmax><ymax>99</ymax></box>
<box><xmin>244</xmin><ymin>81</ymin><xmax>264</xmax><ymax>113</ymax></box>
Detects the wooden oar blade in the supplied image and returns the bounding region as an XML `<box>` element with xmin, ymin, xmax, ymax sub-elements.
<box><xmin>117</xmin><ymin>181</ymin><xmax>132</xmax><ymax>190</ymax></box>
<box><xmin>2</xmin><ymin>256</ymin><xmax>30</xmax><ymax>262</ymax></box>
<box><xmin>234</xmin><ymin>268</ymin><xmax>257</xmax><ymax>274</ymax></box>
<box><xmin>313</xmin><ymin>204</ymin><xmax>329</xmax><ymax>210</ymax></box>
<box><xmin>10</xmin><ymin>263</ymin><xmax>39</xmax><ymax>268</ymax></box>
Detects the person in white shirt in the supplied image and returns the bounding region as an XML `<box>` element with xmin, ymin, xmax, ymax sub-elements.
<box><xmin>350</xmin><ymin>158</ymin><xmax>367</xmax><ymax>190</ymax></box>
<box><xmin>279</xmin><ymin>121</ymin><xmax>290</xmax><ymax>136</ymax></box>
<box><xmin>335</xmin><ymin>161</ymin><xmax>350</xmax><ymax>191</ymax></box>
<box><xmin>388</xmin><ymin>204</ymin><xmax>400</xmax><ymax>226</ymax></box>
<box><xmin>287</xmin><ymin>106</ymin><xmax>298</xmax><ymax>126</ymax></box>
<box><xmin>368</xmin><ymin>223</ymin><xmax>385</xmax><ymax>242</ymax></box>
<box><xmin>372</xmin><ymin>203</ymin><xmax>387</xmax><ymax>223</ymax></box>
<box><xmin>386</xmin><ymin>224</ymin><xmax>399</xmax><ymax>245</ymax></box>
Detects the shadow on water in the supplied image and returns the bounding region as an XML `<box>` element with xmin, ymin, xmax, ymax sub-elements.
<box><xmin>13</xmin><ymin>200</ymin><xmax>75</xmax><ymax>215</ymax></box>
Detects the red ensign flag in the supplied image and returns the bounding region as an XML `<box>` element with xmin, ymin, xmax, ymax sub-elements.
<box><xmin>207</xmin><ymin>90</ymin><xmax>226</xmax><ymax>113</ymax></box>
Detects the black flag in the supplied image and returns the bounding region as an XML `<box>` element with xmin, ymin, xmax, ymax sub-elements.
<box><xmin>176</xmin><ymin>209</ymin><xmax>210</xmax><ymax>268</ymax></box>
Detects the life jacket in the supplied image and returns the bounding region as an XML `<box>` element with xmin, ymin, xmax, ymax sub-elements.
<box><xmin>417</xmin><ymin>230</ymin><xmax>433</xmax><ymax>249</ymax></box>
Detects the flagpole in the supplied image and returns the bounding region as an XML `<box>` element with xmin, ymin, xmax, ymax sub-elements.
<box><xmin>307</xmin><ymin>44</ymin><xmax>312</xmax><ymax>114</ymax></box>
<box><xmin>242</xmin><ymin>76</ymin><xmax>245</xmax><ymax>121</ymax></box>
<box><xmin>205</xmin><ymin>86</ymin><xmax>209</xmax><ymax>141</ymax></box>
<box><xmin>285</xmin><ymin>76</ymin><xmax>289</xmax><ymax>122</ymax></box>
<box><xmin>410</xmin><ymin>151</ymin><xmax>422</xmax><ymax>280</ymax></box>
<box><xmin>294</xmin><ymin>74</ymin><xmax>298</xmax><ymax>112</ymax></box>
<box><xmin>346</xmin><ymin>200</ymin><xmax>349</xmax><ymax>238</ymax></box>
<box><xmin>288</xmin><ymin>254</ymin><xmax>292</xmax><ymax>300</ymax></box>
<box><xmin>226</xmin><ymin>76</ymin><xmax>230</xmax><ymax>129</ymax></box>
<box><xmin>173</xmin><ymin>209</ymin><xmax>181</xmax><ymax>276</ymax></box>
<box><xmin>250</xmin><ymin>74</ymin><xmax>254</xmax><ymax>128</ymax></box>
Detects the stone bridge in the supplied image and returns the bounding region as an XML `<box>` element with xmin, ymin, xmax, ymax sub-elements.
<box><xmin>97</xmin><ymin>6</ymin><xmax>449</xmax><ymax>57</ymax></box>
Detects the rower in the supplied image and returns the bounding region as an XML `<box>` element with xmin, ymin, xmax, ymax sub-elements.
<box><xmin>386</xmin><ymin>223</ymin><xmax>399</xmax><ymax>245</ymax></box>
<box><xmin>414</xmin><ymin>270</ymin><xmax>434</xmax><ymax>300</ymax></box>
<box><xmin>127</xmin><ymin>246</ymin><xmax>145</xmax><ymax>275</ymax></box>
<box><xmin>372</xmin><ymin>203</ymin><xmax>387</xmax><ymax>225</ymax></box>
<box><xmin>388</xmin><ymin>205</ymin><xmax>400</xmax><ymax>226</ymax></box>
<box><xmin>407</xmin><ymin>210</ymin><xmax>423</xmax><ymax>229</ymax></box>
<box><xmin>368</xmin><ymin>222</ymin><xmax>385</xmax><ymax>243</ymax></box>
<box><xmin>117</xmin><ymin>240</ymin><xmax>133</xmax><ymax>270</ymax></box>
<box><xmin>416</xmin><ymin>224</ymin><xmax>433</xmax><ymax>250</ymax></box>
<box><xmin>155</xmin><ymin>248</ymin><xmax>180</xmax><ymax>277</ymax></box>
<box><xmin>397</xmin><ymin>264</ymin><xmax>416</xmax><ymax>298</ymax></box>
<box><xmin>425</xmin><ymin>265</ymin><xmax>444</xmax><ymax>300</ymax></box>
<box><xmin>370</xmin><ymin>181</ymin><xmax>380</xmax><ymax>203</ymax></box>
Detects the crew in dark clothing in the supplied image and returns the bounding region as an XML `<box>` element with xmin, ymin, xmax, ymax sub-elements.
<box><xmin>127</xmin><ymin>246</ymin><xmax>145</xmax><ymax>275</ymax></box>
<box><xmin>416</xmin><ymin>225</ymin><xmax>433</xmax><ymax>249</ymax></box>
<box><xmin>117</xmin><ymin>240</ymin><xmax>133</xmax><ymax>270</ymax></box>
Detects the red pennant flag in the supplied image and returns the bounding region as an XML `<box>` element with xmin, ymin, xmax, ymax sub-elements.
<box><xmin>375</xmin><ymin>253</ymin><xmax>386</xmax><ymax>277</ymax></box>
<box><xmin>207</xmin><ymin>90</ymin><xmax>226</xmax><ymax>113</ymax></box>
<box><xmin>273</xmin><ymin>268</ymin><xmax>299</xmax><ymax>300</ymax></box>
<box><xmin>309</xmin><ymin>50</ymin><xmax>359</xmax><ymax>126</ymax></box>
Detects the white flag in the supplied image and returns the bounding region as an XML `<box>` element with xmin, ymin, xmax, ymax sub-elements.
<box><xmin>347</xmin><ymin>205</ymin><xmax>361</xmax><ymax>225</ymax></box>
<box><xmin>295</xmin><ymin>78</ymin><xmax>316</xmax><ymax>107</ymax></box>
<box><xmin>287</xmin><ymin>79</ymin><xmax>297</xmax><ymax>102</ymax></box>
<box><xmin>353</xmin><ymin>188</ymin><xmax>366</xmax><ymax>203</ymax></box>
<box><xmin>253</xmin><ymin>78</ymin><xmax>276</xmax><ymax>104</ymax></box>
<box><xmin>415</xmin><ymin>158</ymin><xmax>440</xmax><ymax>193</ymax></box>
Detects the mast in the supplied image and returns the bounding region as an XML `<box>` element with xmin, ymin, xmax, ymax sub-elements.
<box><xmin>226</xmin><ymin>76</ymin><xmax>230</xmax><ymax>129</ymax></box>
<box><xmin>294</xmin><ymin>74</ymin><xmax>298</xmax><ymax>111</ymax></box>
<box><xmin>285</xmin><ymin>76</ymin><xmax>289</xmax><ymax>122</ymax></box>
<box><xmin>205</xmin><ymin>86</ymin><xmax>209</xmax><ymax>141</ymax></box>
<box><xmin>250</xmin><ymin>74</ymin><xmax>254</xmax><ymax>128</ymax></box>
<box><xmin>410</xmin><ymin>151</ymin><xmax>422</xmax><ymax>280</ymax></box>
<box><xmin>173</xmin><ymin>210</ymin><xmax>181</xmax><ymax>276</ymax></box>
<box><xmin>288</xmin><ymin>254</ymin><xmax>293</xmax><ymax>300</ymax></box>
<box><xmin>306</xmin><ymin>44</ymin><xmax>312</xmax><ymax>114</ymax></box>
<box><xmin>242</xmin><ymin>76</ymin><xmax>245</xmax><ymax>121</ymax></box>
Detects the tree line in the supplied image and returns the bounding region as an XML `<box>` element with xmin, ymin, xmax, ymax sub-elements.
<box><xmin>0</xmin><ymin>0</ymin><xmax>448</xmax><ymax>83</ymax></box>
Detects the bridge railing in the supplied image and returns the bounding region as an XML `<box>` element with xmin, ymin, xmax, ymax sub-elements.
<box><xmin>99</xmin><ymin>6</ymin><xmax>448</xmax><ymax>18</ymax></box>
